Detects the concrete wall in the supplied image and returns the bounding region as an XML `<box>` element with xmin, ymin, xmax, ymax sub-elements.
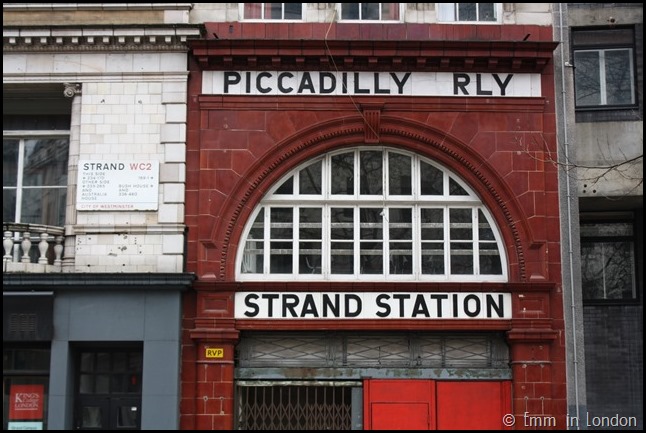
<box><xmin>569</xmin><ymin>4</ymin><xmax>644</xmax><ymax>198</ymax></box>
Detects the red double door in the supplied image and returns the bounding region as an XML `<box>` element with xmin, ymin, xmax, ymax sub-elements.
<box><xmin>364</xmin><ymin>379</ymin><xmax>511</xmax><ymax>430</ymax></box>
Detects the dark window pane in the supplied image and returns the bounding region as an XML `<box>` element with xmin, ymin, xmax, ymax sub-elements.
<box><xmin>268</xmin><ymin>3</ymin><xmax>282</xmax><ymax>19</ymax></box>
<box><xmin>284</xmin><ymin>3</ymin><xmax>302</xmax><ymax>19</ymax></box>
<box><xmin>3</xmin><ymin>188</ymin><xmax>17</xmax><ymax>223</ymax></box>
<box><xmin>449</xmin><ymin>178</ymin><xmax>469</xmax><ymax>196</ymax></box>
<box><xmin>331</xmin><ymin>242</ymin><xmax>353</xmax><ymax>274</ymax></box>
<box><xmin>574</xmin><ymin>51</ymin><xmax>601</xmax><ymax>106</ymax></box>
<box><xmin>82</xmin><ymin>407</ymin><xmax>102</xmax><ymax>428</ymax></box>
<box><xmin>478</xmin><ymin>210</ymin><xmax>495</xmax><ymax>240</ymax></box>
<box><xmin>342</xmin><ymin>3</ymin><xmax>359</xmax><ymax>19</ymax></box>
<box><xmin>95</xmin><ymin>374</ymin><xmax>110</xmax><ymax>393</ymax></box>
<box><xmin>275</xmin><ymin>176</ymin><xmax>293</xmax><ymax>194</ymax></box>
<box><xmin>270</xmin><ymin>208</ymin><xmax>293</xmax><ymax>239</ymax></box>
<box><xmin>23</xmin><ymin>139</ymin><xmax>69</xmax><ymax>187</ymax></box>
<box><xmin>421</xmin><ymin>208</ymin><xmax>443</xmax><ymax>240</ymax></box>
<box><xmin>331</xmin><ymin>153</ymin><xmax>354</xmax><ymax>194</ymax></box>
<box><xmin>331</xmin><ymin>208</ymin><xmax>353</xmax><ymax>240</ymax></box>
<box><xmin>458</xmin><ymin>3</ymin><xmax>476</xmax><ymax>21</ymax></box>
<box><xmin>270</xmin><ymin>241</ymin><xmax>292</xmax><ymax>273</ymax></box>
<box><xmin>451</xmin><ymin>242</ymin><xmax>473</xmax><ymax>274</ymax></box>
<box><xmin>299</xmin><ymin>208</ymin><xmax>322</xmax><ymax>239</ymax></box>
<box><xmin>21</xmin><ymin>187</ymin><xmax>67</xmax><ymax>227</ymax></box>
<box><xmin>360</xmin><ymin>208</ymin><xmax>382</xmax><ymax>240</ymax></box>
<box><xmin>479</xmin><ymin>243</ymin><xmax>502</xmax><ymax>274</ymax></box>
<box><xmin>381</xmin><ymin>3</ymin><xmax>399</xmax><ymax>20</ymax></box>
<box><xmin>117</xmin><ymin>405</ymin><xmax>138</xmax><ymax>428</ymax></box>
<box><xmin>581</xmin><ymin>241</ymin><xmax>635</xmax><ymax>300</ymax></box>
<box><xmin>388</xmin><ymin>153</ymin><xmax>411</xmax><ymax>195</ymax></box>
<box><xmin>478</xmin><ymin>3</ymin><xmax>496</xmax><ymax>21</ymax></box>
<box><xmin>361</xmin><ymin>3</ymin><xmax>379</xmax><ymax>20</ymax></box>
<box><xmin>422</xmin><ymin>243</ymin><xmax>444</xmax><ymax>274</ymax></box>
<box><xmin>420</xmin><ymin>162</ymin><xmax>443</xmax><ymax>195</ymax></box>
<box><xmin>360</xmin><ymin>241</ymin><xmax>382</xmax><ymax>274</ymax></box>
<box><xmin>605</xmin><ymin>49</ymin><xmax>633</xmax><ymax>105</ymax></box>
<box><xmin>450</xmin><ymin>208</ymin><xmax>472</xmax><ymax>241</ymax></box>
<box><xmin>360</xmin><ymin>151</ymin><xmax>382</xmax><ymax>195</ymax></box>
<box><xmin>3</xmin><ymin>139</ymin><xmax>19</xmax><ymax>187</ymax></box>
<box><xmin>299</xmin><ymin>160</ymin><xmax>322</xmax><ymax>194</ymax></box>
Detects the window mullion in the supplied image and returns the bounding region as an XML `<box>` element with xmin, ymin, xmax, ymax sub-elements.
<box><xmin>322</xmin><ymin>206</ymin><xmax>330</xmax><ymax>277</ymax></box>
<box><xmin>473</xmin><ymin>208</ymin><xmax>480</xmax><ymax>275</ymax></box>
<box><xmin>384</xmin><ymin>206</ymin><xmax>390</xmax><ymax>277</ymax></box>
<box><xmin>263</xmin><ymin>207</ymin><xmax>270</xmax><ymax>275</ymax></box>
<box><xmin>413</xmin><ymin>205</ymin><xmax>420</xmax><ymax>279</ymax></box>
<box><xmin>15</xmin><ymin>138</ymin><xmax>26</xmax><ymax>222</ymax></box>
<box><xmin>444</xmin><ymin>207</ymin><xmax>450</xmax><ymax>278</ymax></box>
<box><xmin>354</xmin><ymin>206</ymin><xmax>360</xmax><ymax>278</ymax></box>
<box><xmin>293</xmin><ymin>206</ymin><xmax>299</xmax><ymax>276</ymax></box>
<box><xmin>599</xmin><ymin>50</ymin><xmax>608</xmax><ymax>105</ymax></box>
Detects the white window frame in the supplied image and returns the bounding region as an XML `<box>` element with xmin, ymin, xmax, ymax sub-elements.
<box><xmin>240</xmin><ymin>3</ymin><xmax>304</xmax><ymax>21</ymax></box>
<box><xmin>437</xmin><ymin>3</ymin><xmax>502</xmax><ymax>23</ymax></box>
<box><xmin>236</xmin><ymin>147</ymin><xmax>508</xmax><ymax>282</ymax></box>
<box><xmin>573</xmin><ymin>48</ymin><xmax>636</xmax><ymax>107</ymax></box>
<box><xmin>3</xmin><ymin>130</ymin><xmax>70</xmax><ymax>227</ymax></box>
<box><xmin>337</xmin><ymin>3</ymin><xmax>403</xmax><ymax>22</ymax></box>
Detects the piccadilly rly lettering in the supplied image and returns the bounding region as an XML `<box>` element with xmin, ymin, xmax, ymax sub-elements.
<box><xmin>219</xmin><ymin>71</ymin><xmax>517</xmax><ymax>96</ymax></box>
<box><xmin>238</xmin><ymin>292</ymin><xmax>511</xmax><ymax>319</ymax></box>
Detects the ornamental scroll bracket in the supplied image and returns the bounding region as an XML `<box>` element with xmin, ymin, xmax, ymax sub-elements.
<box><xmin>63</xmin><ymin>82</ymin><xmax>81</xmax><ymax>98</ymax></box>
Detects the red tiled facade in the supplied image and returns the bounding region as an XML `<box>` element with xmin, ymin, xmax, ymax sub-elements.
<box><xmin>181</xmin><ymin>23</ymin><xmax>564</xmax><ymax>430</ymax></box>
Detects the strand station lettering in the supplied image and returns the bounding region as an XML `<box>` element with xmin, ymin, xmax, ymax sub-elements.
<box><xmin>205</xmin><ymin>71</ymin><xmax>541</xmax><ymax>97</ymax></box>
<box><xmin>235</xmin><ymin>292</ymin><xmax>512</xmax><ymax>320</ymax></box>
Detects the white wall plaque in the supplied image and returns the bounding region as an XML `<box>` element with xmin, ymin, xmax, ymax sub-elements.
<box><xmin>77</xmin><ymin>160</ymin><xmax>159</xmax><ymax>210</ymax></box>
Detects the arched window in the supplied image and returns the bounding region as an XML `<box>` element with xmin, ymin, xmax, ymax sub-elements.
<box><xmin>237</xmin><ymin>147</ymin><xmax>507</xmax><ymax>281</ymax></box>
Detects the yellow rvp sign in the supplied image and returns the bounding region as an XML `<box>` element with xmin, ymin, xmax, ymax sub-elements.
<box><xmin>206</xmin><ymin>348</ymin><xmax>224</xmax><ymax>358</ymax></box>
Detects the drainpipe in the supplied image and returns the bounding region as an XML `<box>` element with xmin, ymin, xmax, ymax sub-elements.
<box><xmin>556</xmin><ymin>3</ymin><xmax>583</xmax><ymax>428</ymax></box>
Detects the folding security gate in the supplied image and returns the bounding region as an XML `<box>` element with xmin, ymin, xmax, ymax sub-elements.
<box><xmin>236</xmin><ymin>382</ymin><xmax>359</xmax><ymax>430</ymax></box>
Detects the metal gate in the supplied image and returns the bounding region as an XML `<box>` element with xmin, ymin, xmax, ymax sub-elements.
<box><xmin>236</xmin><ymin>381</ymin><xmax>357</xmax><ymax>430</ymax></box>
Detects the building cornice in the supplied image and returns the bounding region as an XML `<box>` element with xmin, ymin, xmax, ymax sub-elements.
<box><xmin>3</xmin><ymin>3</ymin><xmax>193</xmax><ymax>12</ymax></box>
<box><xmin>3</xmin><ymin>25</ymin><xmax>204</xmax><ymax>52</ymax></box>
<box><xmin>2</xmin><ymin>273</ymin><xmax>196</xmax><ymax>292</ymax></box>
<box><xmin>191</xmin><ymin>38</ymin><xmax>559</xmax><ymax>73</ymax></box>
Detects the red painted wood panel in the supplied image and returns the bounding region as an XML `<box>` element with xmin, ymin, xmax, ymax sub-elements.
<box><xmin>436</xmin><ymin>381</ymin><xmax>512</xmax><ymax>430</ymax></box>
<box><xmin>364</xmin><ymin>379</ymin><xmax>436</xmax><ymax>430</ymax></box>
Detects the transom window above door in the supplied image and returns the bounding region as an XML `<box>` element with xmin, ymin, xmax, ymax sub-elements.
<box><xmin>237</xmin><ymin>147</ymin><xmax>507</xmax><ymax>282</ymax></box>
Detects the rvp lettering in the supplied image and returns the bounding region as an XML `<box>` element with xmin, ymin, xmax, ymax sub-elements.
<box><xmin>453</xmin><ymin>73</ymin><xmax>514</xmax><ymax>96</ymax></box>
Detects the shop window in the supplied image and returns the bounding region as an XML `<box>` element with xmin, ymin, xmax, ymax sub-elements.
<box><xmin>237</xmin><ymin>147</ymin><xmax>507</xmax><ymax>282</ymax></box>
<box><xmin>572</xmin><ymin>27</ymin><xmax>637</xmax><ymax>114</ymax></box>
<box><xmin>3</xmin><ymin>347</ymin><xmax>50</xmax><ymax>430</ymax></box>
<box><xmin>437</xmin><ymin>3</ymin><xmax>501</xmax><ymax>22</ymax></box>
<box><xmin>580</xmin><ymin>216</ymin><xmax>639</xmax><ymax>302</ymax></box>
<box><xmin>242</xmin><ymin>3</ymin><xmax>303</xmax><ymax>20</ymax></box>
<box><xmin>339</xmin><ymin>3</ymin><xmax>401</xmax><ymax>21</ymax></box>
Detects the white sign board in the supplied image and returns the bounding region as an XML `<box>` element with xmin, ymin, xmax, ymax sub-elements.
<box><xmin>203</xmin><ymin>71</ymin><xmax>542</xmax><ymax>97</ymax></box>
<box><xmin>77</xmin><ymin>161</ymin><xmax>159</xmax><ymax>210</ymax></box>
<box><xmin>8</xmin><ymin>422</ymin><xmax>43</xmax><ymax>430</ymax></box>
<box><xmin>235</xmin><ymin>292</ymin><xmax>512</xmax><ymax>320</ymax></box>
